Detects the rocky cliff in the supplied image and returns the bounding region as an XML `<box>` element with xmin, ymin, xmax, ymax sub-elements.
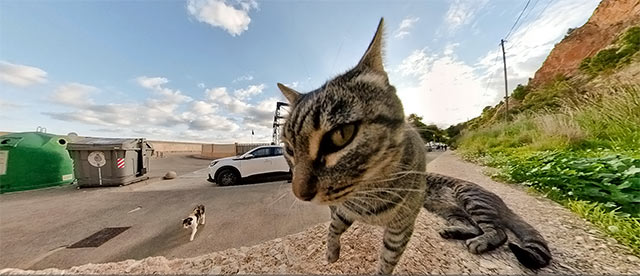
<box><xmin>531</xmin><ymin>0</ymin><xmax>640</xmax><ymax>87</ymax></box>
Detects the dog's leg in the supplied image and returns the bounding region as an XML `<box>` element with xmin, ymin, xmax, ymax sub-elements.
<box><xmin>190</xmin><ymin>225</ymin><xmax>197</xmax><ymax>241</ymax></box>
<box><xmin>201</xmin><ymin>214</ymin><xmax>206</xmax><ymax>225</ymax></box>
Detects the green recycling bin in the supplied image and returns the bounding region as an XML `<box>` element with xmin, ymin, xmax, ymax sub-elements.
<box><xmin>0</xmin><ymin>132</ymin><xmax>75</xmax><ymax>193</ymax></box>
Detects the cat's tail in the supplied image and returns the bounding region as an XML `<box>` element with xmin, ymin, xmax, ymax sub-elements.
<box><xmin>502</xmin><ymin>212</ymin><xmax>552</xmax><ymax>269</ymax></box>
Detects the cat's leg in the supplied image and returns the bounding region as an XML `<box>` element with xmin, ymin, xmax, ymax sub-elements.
<box><xmin>201</xmin><ymin>214</ymin><xmax>206</xmax><ymax>225</ymax></box>
<box><xmin>423</xmin><ymin>198</ymin><xmax>481</xmax><ymax>240</ymax></box>
<box><xmin>377</xmin><ymin>223</ymin><xmax>414</xmax><ymax>275</ymax></box>
<box><xmin>464</xmin><ymin>209</ymin><xmax>507</xmax><ymax>254</ymax></box>
<box><xmin>190</xmin><ymin>225</ymin><xmax>197</xmax><ymax>241</ymax></box>
<box><xmin>327</xmin><ymin>207</ymin><xmax>353</xmax><ymax>263</ymax></box>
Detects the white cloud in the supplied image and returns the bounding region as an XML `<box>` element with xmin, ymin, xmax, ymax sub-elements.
<box><xmin>443</xmin><ymin>0</ymin><xmax>487</xmax><ymax>33</ymax></box>
<box><xmin>233</xmin><ymin>83</ymin><xmax>265</xmax><ymax>100</ymax></box>
<box><xmin>43</xmin><ymin>80</ymin><xmax>273</xmax><ymax>142</ymax></box>
<box><xmin>232</xmin><ymin>74</ymin><xmax>254</xmax><ymax>83</ymax></box>
<box><xmin>393</xmin><ymin>49</ymin><xmax>493</xmax><ymax>127</ymax></box>
<box><xmin>206</xmin><ymin>86</ymin><xmax>249</xmax><ymax>112</ymax></box>
<box><xmin>443</xmin><ymin>43</ymin><xmax>460</xmax><ymax>56</ymax></box>
<box><xmin>394</xmin><ymin>16</ymin><xmax>419</xmax><ymax>39</ymax></box>
<box><xmin>50</xmin><ymin>83</ymin><xmax>98</xmax><ymax>107</ymax></box>
<box><xmin>191</xmin><ymin>100</ymin><xmax>217</xmax><ymax>115</ymax></box>
<box><xmin>197</xmin><ymin>82</ymin><xmax>206</xmax><ymax>88</ymax></box>
<box><xmin>0</xmin><ymin>61</ymin><xmax>48</xmax><ymax>87</ymax></box>
<box><xmin>283</xmin><ymin>81</ymin><xmax>299</xmax><ymax>89</ymax></box>
<box><xmin>186</xmin><ymin>0</ymin><xmax>258</xmax><ymax>36</ymax></box>
<box><xmin>243</xmin><ymin>97</ymin><xmax>278</xmax><ymax>126</ymax></box>
<box><xmin>397</xmin><ymin>49</ymin><xmax>433</xmax><ymax>77</ymax></box>
<box><xmin>188</xmin><ymin>114</ymin><xmax>239</xmax><ymax>131</ymax></box>
<box><xmin>136</xmin><ymin>76</ymin><xmax>168</xmax><ymax>89</ymax></box>
<box><xmin>136</xmin><ymin>76</ymin><xmax>193</xmax><ymax>104</ymax></box>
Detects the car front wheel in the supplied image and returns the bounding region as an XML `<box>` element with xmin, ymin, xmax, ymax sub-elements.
<box><xmin>216</xmin><ymin>169</ymin><xmax>239</xmax><ymax>186</ymax></box>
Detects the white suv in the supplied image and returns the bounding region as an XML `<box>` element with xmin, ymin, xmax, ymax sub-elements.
<box><xmin>207</xmin><ymin>145</ymin><xmax>291</xmax><ymax>186</ymax></box>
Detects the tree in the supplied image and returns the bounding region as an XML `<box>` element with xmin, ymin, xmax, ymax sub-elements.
<box><xmin>407</xmin><ymin>114</ymin><xmax>445</xmax><ymax>143</ymax></box>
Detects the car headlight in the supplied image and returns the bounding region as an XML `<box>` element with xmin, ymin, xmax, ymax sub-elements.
<box><xmin>209</xmin><ymin>161</ymin><xmax>218</xmax><ymax>167</ymax></box>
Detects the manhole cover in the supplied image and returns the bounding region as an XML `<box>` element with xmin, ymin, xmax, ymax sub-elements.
<box><xmin>68</xmin><ymin>227</ymin><xmax>130</xmax><ymax>248</ymax></box>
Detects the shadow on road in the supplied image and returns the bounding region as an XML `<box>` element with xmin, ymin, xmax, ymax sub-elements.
<box><xmin>114</xmin><ymin>224</ymin><xmax>187</xmax><ymax>262</ymax></box>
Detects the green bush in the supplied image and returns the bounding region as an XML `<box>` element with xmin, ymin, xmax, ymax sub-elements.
<box><xmin>620</xmin><ymin>26</ymin><xmax>640</xmax><ymax>46</ymax></box>
<box><xmin>511</xmin><ymin>84</ymin><xmax>530</xmax><ymax>100</ymax></box>
<box><xmin>580</xmin><ymin>26</ymin><xmax>640</xmax><ymax>75</ymax></box>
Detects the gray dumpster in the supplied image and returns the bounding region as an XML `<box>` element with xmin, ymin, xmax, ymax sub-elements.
<box><xmin>67</xmin><ymin>137</ymin><xmax>154</xmax><ymax>187</ymax></box>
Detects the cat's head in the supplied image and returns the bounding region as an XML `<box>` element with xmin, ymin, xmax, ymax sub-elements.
<box><xmin>278</xmin><ymin>18</ymin><xmax>406</xmax><ymax>204</ymax></box>
<box><xmin>182</xmin><ymin>217</ymin><xmax>194</xmax><ymax>228</ymax></box>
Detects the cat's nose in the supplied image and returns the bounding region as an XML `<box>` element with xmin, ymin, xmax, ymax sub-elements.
<box><xmin>296</xmin><ymin>188</ymin><xmax>317</xmax><ymax>201</ymax></box>
<box><xmin>293</xmin><ymin>177</ymin><xmax>317</xmax><ymax>201</ymax></box>
<box><xmin>291</xmin><ymin>163</ymin><xmax>317</xmax><ymax>201</ymax></box>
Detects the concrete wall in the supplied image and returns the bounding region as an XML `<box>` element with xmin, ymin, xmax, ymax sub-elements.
<box><xmin>200</xmin><ymin>143</ymin><xmax>270</xmax><ymax>159</ymax></box>
<box><xmin>149</xmin><ymin>141</ymin><xmax>202</xmax><ymax>153</ymax></box>
<box><xmin>201</xmin><ymin>143</ymin><xmax>237</xmax><ymax>159</ymax></box>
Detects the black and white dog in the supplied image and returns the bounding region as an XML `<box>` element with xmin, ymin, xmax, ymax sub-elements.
<box><xmin>182</xmin><ymin>205</ymin><xmax>205</xmax><ymax>241</ymax></box>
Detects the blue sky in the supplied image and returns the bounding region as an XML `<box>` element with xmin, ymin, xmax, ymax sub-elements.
<box><xmin>0</xmin><ymin>0</ymin><xmax>599</xmax><ymax>143</ymax></box>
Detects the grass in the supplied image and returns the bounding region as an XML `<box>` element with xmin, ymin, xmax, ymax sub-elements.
<box><xmin>566</xmin><ymin>200</ymin><xmax>640</xmax><ymax>256</ymax></box>
<box><xmin>457</xmin><ymin>84</ymin><xmax>640</xmax><ymax>256</ymax></box>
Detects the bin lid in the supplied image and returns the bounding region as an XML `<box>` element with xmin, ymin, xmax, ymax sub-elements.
<box><xmin>0</xmin><ymin>132</ymin><xmax>65</xmax><ymax>149</ymax></box>
<box><xmin>67</xmin><ymin>137</ymin><xmax>146</xmax><ymax>150</ymax></box>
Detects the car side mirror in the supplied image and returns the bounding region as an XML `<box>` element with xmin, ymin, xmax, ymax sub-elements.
<box><xmin>244</xmin><ymin>154</ymin><xmax>255</xmax><ymax>159</ymax></box>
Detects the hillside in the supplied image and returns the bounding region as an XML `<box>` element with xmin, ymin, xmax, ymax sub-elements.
<box><xmin>532</xmin><ymin>0</ymin><xmax>640</xmax><ymax>87</ymax></box>
<box><xmin>453</xmin><ymin>0</ymin><xmax>640</xmax><ymax>257</ymax></box>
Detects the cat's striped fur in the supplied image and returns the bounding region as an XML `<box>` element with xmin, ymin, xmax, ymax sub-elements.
<box><xmin>277</xmin><ymin>18</ymin><xmax>550</xmax><ymax>274</ymax></box>
<box><xmin>424</xmin><ymin>173</ymin><xmax>551</xmax><ymax>269</ymax></box>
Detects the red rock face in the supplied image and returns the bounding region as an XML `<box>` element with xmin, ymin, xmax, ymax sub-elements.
<box><xmin>531</xmin><ymin>0</ymin><xmax>640</xmax><ymax>87</ymax></box>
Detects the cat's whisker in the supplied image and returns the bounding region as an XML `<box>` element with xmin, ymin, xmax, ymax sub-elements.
<box><xmin>343</xmin><ymin>198</ymin><xmax>375</xmax><ymax>217</ymax></box>
<box><xmin>268</xmin><ymin>190</ymin><xmax>290</xmax><ymax>207</ymax></box>
<box><xmin>355</xmin><ymin>188</ymin><xmax>407</xmax><ymax>202</ymax></box>
<box><xmin>361</xmin><ymin>187</ymin><xmax>424</xmax><ymax>193</ymax></box>
<box><xmin>289</xmin><ymin>197</ymin><xmax>298</xmax><ymax>209</ymax></box>
<box><xmin>350</xmin><ymin>193</ymin><xmax>413</xmax><ymax>214</ymax></box>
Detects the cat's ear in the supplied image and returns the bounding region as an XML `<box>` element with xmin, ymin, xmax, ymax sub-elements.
<box><xmin>357</xmin><ymin>17</ymin><xmax>386</xmax><ymax>73</ymax></box>
<box><xmin>277</xmin><ymin>83</ymin><xmax>301</xmax><ymax>104</ymax></box>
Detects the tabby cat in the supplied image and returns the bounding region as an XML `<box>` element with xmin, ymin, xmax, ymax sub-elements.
<box><xmin>277</xmin><ymin>18</ymin><xmax>551</xmax><ymax>274</ymax></box>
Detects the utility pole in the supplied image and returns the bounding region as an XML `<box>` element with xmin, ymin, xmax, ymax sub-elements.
<box><xmin>501</xmin><ymin>39</ymin><xmax>509</xmax><ymax>121</ymax></box>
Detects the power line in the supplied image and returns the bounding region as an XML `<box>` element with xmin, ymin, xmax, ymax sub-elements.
<box><xmin>509</xmin><ymin>0</ymin><xmax>540</xmax><ymax>39</ymax></box>
<box><xmin>504</xmin><ymin>0</ymin><xmax>532</xmax><ymax>40</ymax></box>
<box><xmin>507</xmin><ymin>0</ymin><xmax>555</xmax><ymax>50</ymax></box>
<box><xmin>482</xmin><ymin>49</ymin><xmax>502</xmax><ymax>97</ymax></box>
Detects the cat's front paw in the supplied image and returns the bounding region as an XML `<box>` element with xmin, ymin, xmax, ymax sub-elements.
<box><xmin>326</xmin><ymin>246</ymin><xmax>340</xmax><ymax>263</ymax></box>
<box><xmin>465</xmin><ymin>237</ymin><xmax>487</xmax><ymax>254</ymax></box>
<box><xmin>439</xmin><ymin>226</ymin><xmax>481</xmax><ymax>240</ymax></box>
<box><xmin>465</xmin><ymin>230</ymin><xmax>507</xmax><ymax>254</ymax></box>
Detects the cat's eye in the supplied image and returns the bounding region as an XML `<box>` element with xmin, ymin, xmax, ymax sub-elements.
<box><xmin>330</xmin><ymin>124</ymin><xmax>356</xmax><ymax>147</ymax></box>
<box><xmin>321</xmin><ymin>123</ymin><xmax>358</xmax><ymax>154</ymax></box>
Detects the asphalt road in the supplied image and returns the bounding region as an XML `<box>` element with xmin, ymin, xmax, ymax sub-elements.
<box><xmin>0</xmin><ymin>152</ymin><xmax>442</xmax><ymax>270</ymax></box>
